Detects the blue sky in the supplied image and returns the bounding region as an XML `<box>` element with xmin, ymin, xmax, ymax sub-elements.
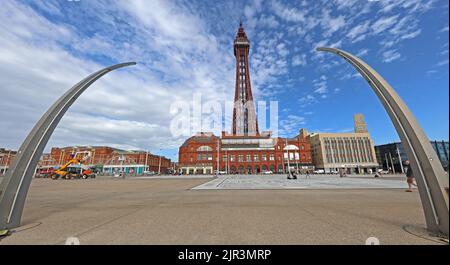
<box><xmin>0</xmin><ymin>0</ymin><xmax>448</xmax><ymax>161</ymax></box>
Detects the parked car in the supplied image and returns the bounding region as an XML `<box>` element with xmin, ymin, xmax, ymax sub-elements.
<box><xmin>143</xmin><ymin>171</ymin><xmax>156</xmax><ymax>176</ymax></box>
<box><xmin>262</xmin><ymin>170</ymin><xmax>273</xmax><ymax>175</ymax></box>
<box><xmin>35</xmin><ymin>168</ymin><xmax>55</xmax><ymax>178</ymax></box>
<box><xmin>313</xmin><ymin>169</ymin><xmax>325</xmax><ymax>174</ymax></box>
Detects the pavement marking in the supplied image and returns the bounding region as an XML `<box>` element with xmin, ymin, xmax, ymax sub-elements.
<box><xmin>365</xmin><ymin>237</ymin><xmax>380</xmax><ymax>245</ymax></box>
<box><xmin>65</xmin><ymin>237</ymin><xmax>80</xmax><ymax>245</ymax></box>
<box><xmin>192</xmin><ymin>175</ymin><xmax>409</xmax><ymax>190</ymax></box>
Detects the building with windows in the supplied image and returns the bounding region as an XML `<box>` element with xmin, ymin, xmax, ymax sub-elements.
<box><xmin>431</xmin><ymin>140</ymin><xmax>449</xmax><ymax>170</ymax></box>
<box><xmin>38</xmin><ymin>146</ymin><xmax>172</xmax><ymax>175</ymax></box>
<box><xmin>308</xmin><ymin>132</ymin><xmax>378</xmax><ymax>174</ymax></box>
<box><xmin>307</xmin><ymin>115</ymin><xmax>379</xmax><ymax>174</ymax></box>
<box><xmin>375</xmin><ymin>140</ymin><xmax>449</xmax><ymax>173</ymax></box>
<box><xmin>0</xmin><ymin>148</ymin><xmax>17</xmax><ymax>175</ymax></box>
<box><xmin>178</xmin><ymin>130</ymin><xmax>313</xmax><ymax>175</ymax></box>
<box><xmin>178</xmin><ymin>23</ymin><xmax>313</xmax><ymax>175</ymax></box>
<box><xmin>374</xmin><ymin>142</ymin><xmax>407</xmax><ymax>174</ymax></box>
<box><xmin>178</xmin><ymin>132</ymin><xmax>220</xmax><ymax>175</ymax></box>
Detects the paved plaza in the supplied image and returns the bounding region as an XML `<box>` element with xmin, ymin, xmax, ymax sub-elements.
<box><xmin>192</xmin><ymin>174</ymin><xmax>409</xmax><ymax>190</ymax></box>
<box><xmin>0</xmin><ymin>176</ymin><xmax>445</xmax><ymax>245</ymax></box>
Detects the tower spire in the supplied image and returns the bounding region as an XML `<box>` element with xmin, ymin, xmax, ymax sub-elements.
<box><xmin>232</xmin><ymin>22</ymin><xmax>259</xmax><ymax>136</ymax></box>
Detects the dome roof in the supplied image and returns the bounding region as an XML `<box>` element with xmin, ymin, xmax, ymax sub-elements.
<box><xmin>181</xmin><ymin>132</ymin><xmax>219</xmax><ymax>147</ymax></box>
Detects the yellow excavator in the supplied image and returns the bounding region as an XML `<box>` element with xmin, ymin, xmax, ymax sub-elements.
<box><xmin>51</xmin><ymin>157</ymin><xmax>96</xmax><ymax>180</ymax></box>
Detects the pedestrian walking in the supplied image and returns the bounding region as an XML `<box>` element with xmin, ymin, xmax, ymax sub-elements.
<box><xmin>405</xmin><ymin>160</ymin><xmax>417</xmax><ymax>192</ymax></box>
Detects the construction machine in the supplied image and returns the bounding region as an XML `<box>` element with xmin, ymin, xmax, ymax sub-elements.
<box><xmin>51</xmin><ymin>152</ymin><xmax>96</xmax><ymax>180</ymax></box>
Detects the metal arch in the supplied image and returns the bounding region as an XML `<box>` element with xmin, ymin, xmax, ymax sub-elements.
<box><xmin>317</xmin><ymin>47</ymin><xmax>449</xmax><ymax>237</ymax></box>
<box><xmin>0</xmin><ymin>62</ymin><xmax>136</xmax><ymax>229</ymax></box>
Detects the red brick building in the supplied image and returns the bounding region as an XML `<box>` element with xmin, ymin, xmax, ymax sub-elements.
<box><xmin>38</xmin><ymin>146</ymin><xmax>172</xmax><ymax>175</ymax></box>
<box><xmin>178</xmin><ymin>130</ymin><xmax>312</xmax><ymax>175</ymax></box>
<box><xmin>0</xmin><ymin>148</ymin><xmax>17</xmax><ymax>175</ymax></box>
<box><xmin>178</xmin><ymin>23</ymin><xmax>313</xmax><ymax>175</ymax></box>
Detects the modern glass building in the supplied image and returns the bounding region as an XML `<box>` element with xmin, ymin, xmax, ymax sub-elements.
<box><xmin>375</xmin><ymin>140</ymin><xmax>449</xmax><ymax>172</ymax></box>
<box><xmin>430</xmin><ymin>140</ymin><xmax>449</xmax><ymax>170</ymax></box>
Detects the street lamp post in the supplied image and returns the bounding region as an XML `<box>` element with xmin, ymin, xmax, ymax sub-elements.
<box><xmin>158</xmin><ymin>149</ymin><xmax>162</xmax><ymax>175</ymax></box>
<box><xmin>144</xmin><ymin>150</ymin><xmax>148</xmax><ymax>175</ymax></box>
<box><xmin>226</xmin><ymin>150</ymin><xmax>229</xmax><ymax>175</ymax></box>
<box><xmin>389</xmin><ymin>152</ymin><xmax>396</xmax><ymax>174</ymax></box>
<box><xmin>397</xmin><ymin>147</ymin><xmax>405</xmax><ymax>174</ymax></box>
<box><xmin>216</xmin><ymin>140</ymin><xmax>220</xmax><ymax>177</ymax></box>
<box><xmin>285</xmin><ymin>138</ymin><xmax>291</xmax><ymax>175</ymax></box>
<box><xmin>385</xmin><ymin>153</ymin><xmax>390</xmax><ymax>173</ymax></box>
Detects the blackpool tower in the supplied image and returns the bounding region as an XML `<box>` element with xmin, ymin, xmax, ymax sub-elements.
<box><xmin>232</xmin><ymin>22</ymin><xmax>259</xmax><ymax>136</ymax></box>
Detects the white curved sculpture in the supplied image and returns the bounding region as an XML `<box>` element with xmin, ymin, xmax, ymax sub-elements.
<box><xmin>0</xmin><ymin>62</ymin><xmax>136</xmax><ymax>229</ymax></box>
<box><xmin>317</xmin><ymin>47</ymin><xmax>448</xmax><ymax>237</ymax></box>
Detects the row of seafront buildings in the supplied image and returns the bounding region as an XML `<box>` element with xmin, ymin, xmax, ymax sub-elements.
<box><xmin>177</xmin><ymin>23</ymin><xmax>449</xmax><ymax>175</ymax></box>
<box><xmin>0</xmin><ymin>146</ymin><xmax>173</xmax><ymax>176</ymax></box>
<box><xmin>177</xmin><ymin>114</ymin><xmax>401</xmax><ymax>175</ymax></box>
<box><xmin>1</xmin><ymin>135</ymin><xmax>447</xmax><ymax>177</ymax></box>
<box><xmin>177</xmin><ymin>122</ymin><xmax>449</xmax><ymax>175</ymax></box>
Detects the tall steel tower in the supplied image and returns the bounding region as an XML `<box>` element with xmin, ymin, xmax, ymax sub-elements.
<box><xmin>232</xmin><ymin>22</ymin><xmax>259</xmax><ymax>136</ymax></box>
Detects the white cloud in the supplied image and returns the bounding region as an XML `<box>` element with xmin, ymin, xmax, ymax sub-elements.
<box><xmin>292</xmin><ymin>54</ymin><xmax>307</xmax><ymax>66</ymax></box>
<box><xmin>436</xmin><ymin>59</ymin><xmax>449</xmax><ymax>67</ymax></box>
<box><xmin>0</xmin><ymin>0</ymin><xmax>443</xmax><ymax>158</ymax></box>
<box><xmin>313</xmin><ymin>75</ymin><xmax>328</xmax><ymax>94</ymax></box>
<box><xmin>313</xmin><ymin>39</ymin><xmax>330</xmax><ymax>50</ymax></box>
<box><xmin>0</xmin><ymin>0</ymin><xmax>235</xmax><ymax>156</ymax></box>
<box><xmin>399</xmin><ymin>29</ymin><xmax>421</xmax><ymax>40</ymax></box>
<box><xmin>271</xmin><ymin>0</ymin><xmax>307</xmax><ymax>22</ymax></box>
<box><xmin>299</xmin><ymin>94</ymin><xmax>315</xmax><ymax>105</ymax></box>
<box><xmin>258</xmin><ymin>15</ymin><xmax>280</xmax><ymax>29</ymax></box>
<box><xmin>346</xmin><ymin>21</ymin><xmax>370</xmax><ymax>43</ymax></box>
<box><xmin>321</xmin><ymin>11</ymin><xmax>346</xmax><ymax>37</ymax></box>
<box><xmin>371</xmin><ymin>15</ymin><xmax>399</xmax><ymax>34</ymax></box>
<box><xmin>276</xmin><ymin>43</ymin><xmax>290</xmax><ymax>57</ymax></box>
<box><xmin>382</xmin><ymin>49</ymin><xmax>401</xmax><ymax>63</ymax></box>
<box><xmin>356</xmin><ymin>48</ymin><xmax>369</xmax><ymax>57</ymax></box>
<box><xmin>280</xmin><ymin>114</ymin><xmax>306</xmax><ymax>136</ymax></box>
<box><xmin>379</xmin><ymin>0</ymin><xmax>434</xmax><ymax>14</ymax></box>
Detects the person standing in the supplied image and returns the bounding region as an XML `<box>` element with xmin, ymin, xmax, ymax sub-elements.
<box><xmin>405</xmin><ymin>160</ymin><xmax>417</xmax><ymax>192</ymax></box>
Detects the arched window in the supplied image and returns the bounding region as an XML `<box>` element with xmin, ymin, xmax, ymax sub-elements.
<box><xmin>197</xmin><ymin>146</ymin><xmax>213</xmax><ymax>152</ymax></box>
<box><xmin>284</xmin><ymin>145</ymin><xmax>299</xmax><ymax>151</ymax></box>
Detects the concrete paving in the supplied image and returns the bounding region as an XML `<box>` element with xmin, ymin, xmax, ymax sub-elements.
<box><xmin>192</xmin><ymin>174</ymin><xmax>409</xmax><ymax>190</ymax></box>
<box><xmin>126</xmin><ymin>174</ymin><xmax>215</xmax><ymax>179</ymax></box>
<box><xmin>0</xmin><ymin>176</ymin><xmax>443</xmax><ymax>245</ymax></box>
